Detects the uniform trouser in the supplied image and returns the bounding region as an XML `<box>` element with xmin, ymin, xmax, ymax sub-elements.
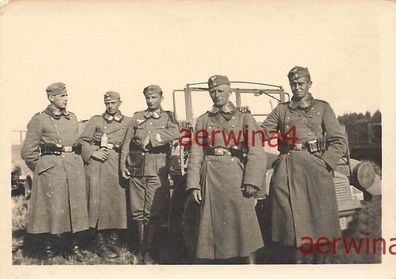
<box><xmin>129</xmin><ymin>175</ymin><xmax>169</xmax><ymax>225</ymax></box>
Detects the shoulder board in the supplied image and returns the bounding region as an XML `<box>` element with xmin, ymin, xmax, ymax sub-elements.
<box><xmin>133</xmin><ymin>110</ymin><xmax>146</xmax><ymax>115</ymax></box>
<box><xmin>165</xmin><ymin>110</ymin><xmax>177</xmax><ymax>123</ymax></box>
<box><xmin>34</xmin><ymin>111</ymin><xmax>42</xmax><ymax>116</ymax></box>
<box><xmin>314</xmin><ymin>99</ymin><xmax>329</xmax><ymax>104</ymax></box>
<box><xmin>279</xmin><ymin>101</ymin><xmax>290</xmax><ymax>105</ymax></box>
<box><xmin>86</xmin><ymin>115</ymin><xmax>101</xmax><ymax>122</ymax></box>
<box><xmin>195</xmin><ymin>112</ymin><xmax>209</xmax><ymax>122</ymax></box>
<box><xmin>200</xmin><ymin>111</ymin><xmax>210</xmax><ymax>117</ymax></box>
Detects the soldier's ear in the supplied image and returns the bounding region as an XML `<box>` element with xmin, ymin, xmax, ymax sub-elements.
<box><xmin>48</xmin><ymin>95</ymin><xmax>55</xmax><ymax>103</ymax></box>
<box><xmin>308</xmin><ymin>80</ymin><xmax>313</xmax><ymax>89</ymax></box>
<box><xmin>160</xmin><ymin>95</ymin><xmax>164</xmax><ymax>102</ymax></box>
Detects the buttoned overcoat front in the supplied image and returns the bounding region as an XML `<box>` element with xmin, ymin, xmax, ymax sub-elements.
<box><xmin>21</xmin><ymin>110</ymin><xmax>89</xmax><ymax>234</ymax></box>
<box><xmin>261</xmin><ymin>95</ymin><xmax>347</xmax><ymax>247</ymax></box>
<box><xmin>79</xmin><ymin>113</ymin><xmax>130</xmax><ymax>230</ymax></box>
<box><xmin>186</xmin><ymin>104</ymin><xmax>266</xmax><ymax>259</ymax></box>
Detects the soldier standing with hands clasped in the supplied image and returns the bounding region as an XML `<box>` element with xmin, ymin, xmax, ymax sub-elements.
<box><xmin>79</xmin><ymin>91</ymin><xmax>130</xmax><ymax>260</ymax></box>
<box><xmin>21</xmin><ymin>82</ymin><xmax>89</xmax><ymax>262</ymax></box>
<box><xmin>260</xmin><ymin>66</ymin><xmax>347</xmax><ymax>263</ymax></box>
<box><xmin>185</xmin><ymin>75</ymin><xmax>266</xmax><ymax>263</ymax></box>
<box><xmin>120</xmin><ymin>85</ymin><xmax>179</xmax><ymax>264</ymax></box>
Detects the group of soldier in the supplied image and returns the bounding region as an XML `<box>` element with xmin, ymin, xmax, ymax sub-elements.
<box><xmin>21</xmin><ymin>66</ymin><xmax>347</xmax><ymax>264</ymax></box>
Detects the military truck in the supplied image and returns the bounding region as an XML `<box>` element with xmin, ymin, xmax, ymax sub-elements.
<box><xmin>11</xmin><ymin>131</ymin><xmax>32</xmax><ymax>198</ymax></box>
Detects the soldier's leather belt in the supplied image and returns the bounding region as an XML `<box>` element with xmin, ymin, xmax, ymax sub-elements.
<box><xmin>204</xmin><ymin>147</ymin><xmax>244</xmax><ymax>158</ymax></box>
<box><xmin>148</xmin><ymin>146</ymin><xmax>169</xmax><ymax>154</ymax></box>
<box><xmin>93</xmin><ymin>141</ymin><xmax>120</xmax><ymax>152</ymax></box>
<box><xmin>39</xmin><ymin>143</ymin><xmax>81</xmax><ymax>156</ymax></box>
<box><xmin>130</xmin><ymin>141</ymin><xmax>169</xmax><ymax>155</ymax></box>
<box><xmin>280</xmin><ymin>139</ymin><xmax>327</xmax><ymax>154</ymax></box>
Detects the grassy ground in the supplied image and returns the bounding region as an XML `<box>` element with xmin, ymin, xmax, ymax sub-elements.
<box><xmin>12</xmin><ymin>194</ymin><xmax>382</xmax><ymax>265</ymax></box>
<box><xmin>12</xmin><ymin>196</ymin><xmax>138</xmax><ymax>265</ymax></box>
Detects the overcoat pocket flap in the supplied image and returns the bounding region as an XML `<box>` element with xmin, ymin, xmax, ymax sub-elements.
<box><xmin>37</xmin><ymin>160</ymin><xmax>56</xmax><ymax>174</ymax></box>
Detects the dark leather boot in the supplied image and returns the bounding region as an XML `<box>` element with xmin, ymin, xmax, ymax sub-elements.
<box><xmin>69</xmin><ymin>244</ymin><xmax>85</xmax><ymax>262</ymax></box>
<box><xmin>43</xmin><ymin>238</ymin><xmax>55</xmax><ymax>263</ymax></box>
<box><xmin>107</xmin><ymin>230</ymin><xmax>122</xmax><ymax>257</ymax></box>
<box><xmin>143</xmin><ymin>224</ymin><xmax>157</xmax><ymax>264</ymax></box>
<box><xmin>63</xmin><ymin>232</ymin><xmax>85</xmax><ymax>262</ymax></box>
<box><xmin>96</xmin><ymin>231</ymin><xmax>118</xmax><ymax>259</ymax></box>
<box><xmin>135</xmin><ymin>221</ymin><xmax>145</xmax><ymax>264</ymax></box>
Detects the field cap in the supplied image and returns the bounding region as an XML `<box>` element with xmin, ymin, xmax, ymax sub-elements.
<box><xmin>208</xmin><ymin>75</ymin><xmax>230</xmax><ymax>89</ymax></box>
<box><xmin>288</xmin><ymin>66</ymin><xmax>311</xmax><ymax>81</ymax></box>
<box><xmin>104</xmin><ymin>91</ymin><xmax>121</xmax><ymax>101</ymax></box>
<box><xmin>143</xmin><ymin>84</ymin><xmax>163</xmax><ymax>96</ymax></box>
<box><xmin>46</xmin><ymin>82</ymin><xmax>66</xmax><ymax>96</ymax></box>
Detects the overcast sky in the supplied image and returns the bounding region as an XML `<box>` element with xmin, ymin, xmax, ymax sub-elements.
<box><xmin>0</xmin><ymin>0</ymin><xmax>391</xmax><ymax>144</ymax></box>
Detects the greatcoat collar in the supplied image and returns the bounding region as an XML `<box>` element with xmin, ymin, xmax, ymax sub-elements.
<box><xmin>102</xmin><ymin>110</ymin><xmax>124</xmax><ymax>123</ymax></box>
<box><xmin>289</xmin><ymin>93</ymin><xmax>314</xmax><ymax>110</ymax></box>
<box><xmin>44</xmin><ymin>104</ymin><xmax>70</xmax><ymax>120</ymax></box>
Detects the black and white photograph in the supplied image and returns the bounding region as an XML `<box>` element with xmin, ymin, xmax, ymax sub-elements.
<box><xmin>1</xmin><ymin>0</ymin><xmax>395</xmax><ymax>278</ymax></box>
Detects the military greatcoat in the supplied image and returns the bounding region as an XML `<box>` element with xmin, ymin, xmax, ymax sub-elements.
<box><xmin>186</xmin><ymin>102</ymin><xmax>266</xmax><ymax>259</ymax></box>
<box><xmin>79</xmin><ymin>111</ymin><xmax>130</xmax><ymax>230</ymax></box>
<box><xmin>260</xmin><ymin>93</ymin><xmax>347</xmax><ymax>247</ymax></box>
<box><xmin>21</xmin><ymin>106</ymin><xmax>89</xmax><ymax>234</ymax></box>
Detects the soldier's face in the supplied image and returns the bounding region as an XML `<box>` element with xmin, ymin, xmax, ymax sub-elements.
<box><xmin>49</xmin><ymin>93</ymin><xmax>68</xmax><ymax>109</ymax></box>
<box><xmin>145</xmin><ymin>92</ymin><xmax>163</xmax><ymax>111</ymax></box>
<box><xmin>209</xmin><ymin>84</ymin><xmax>231</xmax><ymax>107</ymax></box>
<box><xmin>289</xmin><ymin>77</ymin><xmax>312</xmax><ymax>100</ymax></box>
<box><xmin>105</xmin><ymin>99</ymin><xmax>121</xmax><ymax>114</ymax></box>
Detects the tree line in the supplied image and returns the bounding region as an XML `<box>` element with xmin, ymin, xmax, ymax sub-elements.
<box><xmin>338</xmin><ymin>110</ymin><xmax>381</xmax><ymax>125</ymax></box>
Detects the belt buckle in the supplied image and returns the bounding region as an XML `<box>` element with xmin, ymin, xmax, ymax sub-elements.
<box><xmin>107</xmin><ymin>143</ymin><xmax>114</xmax><ymax>149</ymax></box>
<box><xmin>214</xmin><ymin>148</ymin><xmax>224</xmax><ymax>156</ymax></box>
<box><xmin>307</xmin><ymin>140</ymin><xmax>318</xmax><ymax>152</ymax></box>
<box><xmin>294</xmin><ymin>143</ymin><xmax>303</xmax><ymax>150</ymax></box>
<box><xmin>54</xmin><ymin>144</ymin><xmax>63</xmax><ymax>155</ymax></box>
<box><xmin>63</xmin><ymin>146</ymin><xmax>72</xmax><ymax>152</ymax></box>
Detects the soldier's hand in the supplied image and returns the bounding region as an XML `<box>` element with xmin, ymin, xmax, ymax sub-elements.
<box><xmin>190</xmin><ymin>189</ymin><xmax>202</xmax><ymax>204</ymax></box>
<box><xmin>142</xmin><ymin>135</ymin><xmax>150</xmax><ymax>151</ymax></box>
<box><xmin>242</xmin><ymin>184</ymin><xmax>258</xmax><ymax>198</ymax></box>
<box><xmin>121</xmin><ymin>167</ymin><xmax>131</xmax><ymax>179</ymax></box>
<box><xmin>92</xmin><ymin>148</ymin><xmax>109</xmax><ymax>162</ymax></box>
<box><xmin>239</xmin><ymin>105</ymin><xmax>251</xmax><ymax>113</ymax></box>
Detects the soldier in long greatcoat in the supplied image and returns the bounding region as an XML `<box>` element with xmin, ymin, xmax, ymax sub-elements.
<box><xmin>21</xmin><ymin>82</ymin><xmax>89</xmax><ymax>262</ymax></box>
<box><xmin>185</xmin><ymin>75</ymin><xmax>266</xmax><ymax>263</ymax></box>
<box><xmin>79</xmin><ymin>91</ymin><xmax>129</xmax><ymax>259</ymax></box>
<box><xmin>260</xmin><ymin>66</ymin><xmax>347</xmax><ymax>263</ymax></box>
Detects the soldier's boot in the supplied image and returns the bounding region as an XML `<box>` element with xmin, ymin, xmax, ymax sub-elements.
<box><xmin>135</xmin><ymin>221</ymin><xmax>145</xmax><ymax>264</ymax></box>
<box><xmin>96</xmin><ymin>231</ymin><xmax>118</xmax><ymax>260</ymax></box>
<box><xmin>43</xmin><ymin>235</ymin><xmax>56</xmax><ymax>264</ymax></box>
<box><xmin>143</xmin><ymin>224</ymin><xmax>157</xmax><ymax>265</ymax></box>
<box><xmin>65</xmin><ymin>232</ymin><xmax>85</xmax><ymax>262</ymax></box>
<box><xmin>69</xmin><ymin>243</ymin><xmax>85</xmax><ymax>262</ymax></box>
<box><xmin>107</xmin><ymin>230</ymin><xmax>122</xmax><ymax>257</ymax></box>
